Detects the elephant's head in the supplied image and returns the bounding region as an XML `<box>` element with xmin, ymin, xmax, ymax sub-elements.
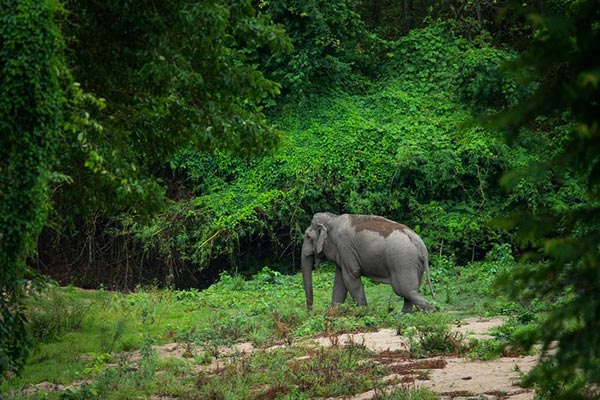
<box><xmin>301</xmin><ymin>213</ymin><xmax>336</xmax><ymax>309</ymax></box>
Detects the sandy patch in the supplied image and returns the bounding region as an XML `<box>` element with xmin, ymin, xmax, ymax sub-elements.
<box><xmin>324</xmin><ymin>316</ymin><xmax>537</xmax><ymax>400</ymax></box>
<box><xmin>420</xmin><ymin>356</ymin><xmax>536</xmax><ymax>399</ymax></box>
<box><xmin>308</xmin><ymin>328</ymin><xmax>409</xmax><ymax>353</ymax></box>
<box><xmin>453</xmin><ymin>316</ymin><xmax>506</xmax><ymax>340</ymax></box>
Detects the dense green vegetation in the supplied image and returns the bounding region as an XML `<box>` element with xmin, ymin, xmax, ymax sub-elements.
<box><xmin>2</xmin><ymin>0</ymin><xmax>599</xmax><ymax>398</ymax></box>
<box><xmin>137</xmin><ymin>23</ymin><xmax>525</xmax><ymax>278</ymax></box>
<box><xmin>1</xmin><ymin>0</ymin><xmax>63</xmax><ymax>378</ymax></box>
<box><xmin>493</xmin><ymin>2</ymin><xmax>600</xmax><ymax>398</ymax></box>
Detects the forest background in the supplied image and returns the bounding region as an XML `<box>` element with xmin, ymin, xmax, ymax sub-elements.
<box><xmin>1</xmin><ymin>0</ymin><xmax>599</xmax><ymax>398</ymax></box>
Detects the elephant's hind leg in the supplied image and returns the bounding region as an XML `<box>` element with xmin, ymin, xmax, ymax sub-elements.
<box><xmin>401</xmin><ymin>298</ymin><xmax>414</xmax><ymax>313</ymax></box>
<box><xmin>390</xmin><ymin>274</ymin><xmax>434</xmax><ymax>313</ymax></box>
<box><xmin>398</xmin><ymin>290</ymin><xmax>433</xmax><ymax>312</ymax></box>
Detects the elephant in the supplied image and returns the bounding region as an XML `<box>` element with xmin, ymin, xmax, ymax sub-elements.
<box><xmin>301</xmin><ymin>212</ymin><xmax>435</xmax><ymax>313</ymax></box>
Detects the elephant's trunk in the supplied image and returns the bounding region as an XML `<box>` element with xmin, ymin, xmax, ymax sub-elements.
<box><xmin>301</xmin><ymin>245</ymin><xmax>314</xmax><ymax>310</ymax></box>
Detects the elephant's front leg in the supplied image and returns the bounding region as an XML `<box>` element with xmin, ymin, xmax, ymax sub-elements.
<box><xmin>332</xmin><ymin>267</ymin><xmax>348</xmax><ymax>305</ymax></box>
<box><xmin>341</xmin><ymin>264</ymin><xmax>367</xmax><ymax>307</ymax></box>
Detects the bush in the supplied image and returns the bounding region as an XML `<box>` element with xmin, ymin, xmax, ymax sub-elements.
<box><xmin>456</xmin><ymin>47</ymin><xmax>527</xmax><ymax>111</ymax></box>
<box><xmin>397</xmin><ymin>313</ymin><xmax>466</xmax><ymax>358</ymax></box>
<box><xmin>259</xmin><ymin>0</ymin><xmax>385</xmax><ymax>94</ymax></box>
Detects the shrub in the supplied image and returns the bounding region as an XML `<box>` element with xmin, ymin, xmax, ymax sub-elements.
<box><xmin>397</xmin><ymin>313</ymin><xmax>466</xmax><ymax>358</ymax></box>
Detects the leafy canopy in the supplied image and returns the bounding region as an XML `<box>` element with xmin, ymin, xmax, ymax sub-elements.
<box><xmin>58</xmin><ymin>0</ymin><xmax>291</xmax><ymax>218</ymax></box>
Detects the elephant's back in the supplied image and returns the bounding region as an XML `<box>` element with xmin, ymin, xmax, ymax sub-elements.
<box><xmin>345</xmin><ymin>214</ymin><xmax>411</xmax><ymax>239</ymax></box>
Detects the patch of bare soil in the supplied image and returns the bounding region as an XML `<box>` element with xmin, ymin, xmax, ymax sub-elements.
<box><xmin>20</xmin><ymin>380</ymin><xmax>92</xmax><ymax>397</ymax></box>
<box><xmin>420</xmin><ymin>356</ymin><xmax>536</xmax><ymax>399</ymax></box>
<box><xmin>308</xmin><ymin>328</ymin><xmax>410</xmax><ymax>353</ymax></box>
<box><xmin>325</xmin><ymin>317</ymin><xmax>537</xmax><ymax>400</ymax></box>
<box><xmin>155</xmin><ymin>340</ymin><xmax>257</xmax><ymax>359</ymax></box>
<box><xmin>453</xmin><ymin>316</ymin><xmax>506</xmax><ymax>340</ymax></box>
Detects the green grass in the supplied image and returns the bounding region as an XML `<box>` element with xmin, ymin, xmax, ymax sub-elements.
<box><xmin>2</xmin><ymin>261</ymin><xmax>540</xmax><ymax>399</ymax></box>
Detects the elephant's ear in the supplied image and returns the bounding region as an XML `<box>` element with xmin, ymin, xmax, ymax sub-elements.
<box><xmin>316</xmin><ymin>224</ymin><xmax>328</xmax><ymax>254</ymax></box>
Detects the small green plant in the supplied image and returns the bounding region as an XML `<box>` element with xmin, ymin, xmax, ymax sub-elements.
<box><xmin>98</xmin><ymin>317</ymin><xmax>126</xmax><ymax>354</ymax></box>
<box><xmin>194</xmin><ymin>350</ymin><xmax>212</xmax><ymax>365</ymax></box>
<box><xmin>376</xmin><ymin>386</ymin><xmax>438</xmax><ymax>400</ymax></box>
<box><xmin>466</xmin><ymin>338</ymin><xmax>504</xmax><ymax>361</ymax></box>
<box><xmin>138</xmin><ymin>337</ymin><xmax>157</xmax><ymax>383</ymax></box>
<box><xmin>398</xmin><ymin>313</ymin><xmax>466</xmax><ymax>358</ymax></box>
<box><xmin>83</xmin><ymin>352</ymin><xmax>113</xmax><ymax>377</ymax></box>
<box><xmin>59</xmin><ymin>384</ymin><xmax>99</xmax><ymax>400</ymax></box>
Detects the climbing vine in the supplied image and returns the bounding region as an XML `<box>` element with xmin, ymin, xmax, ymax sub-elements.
<box><xmin>0</xmin><ymin>0</ymin><xmax>63</xmax><ymax>378</ymax></box>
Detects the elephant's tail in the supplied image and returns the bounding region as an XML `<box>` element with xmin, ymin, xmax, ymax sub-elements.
<box><xmin>423</xmin><ymin>256</ymin><xmax>435</xmax><ymax>299</ymax></box>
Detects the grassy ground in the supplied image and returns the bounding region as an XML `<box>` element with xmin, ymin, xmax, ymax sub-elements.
<box><xmin>2</xmin><ymin>258</ymin><xmax>540</xmax><ymax>399</ymax></box>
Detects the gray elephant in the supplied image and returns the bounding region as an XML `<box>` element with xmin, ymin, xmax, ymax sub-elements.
<box><xmin>301</xmin><ymin>212</ymin><xmax>435</xmax><ymax>313</ymax></box>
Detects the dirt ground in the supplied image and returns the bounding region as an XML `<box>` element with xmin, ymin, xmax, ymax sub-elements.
<box><xmin>309</xmin><ymin>317</ymin><xmax>537</xmax><ymax>400</ymax></box>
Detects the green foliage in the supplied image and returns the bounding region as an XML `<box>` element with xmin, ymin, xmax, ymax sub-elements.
<box><xmin>387</xmin><ymin>22</ymin><xmax>531</xmax><ymax>108</ymax></box>
<box><xmin>457</xmin><ymin>47</ymin><xmax>524</xmax><ymax>111</ymax></box>
<box><xmin>54</xmin><ymin>77</ymin><xmax>165</xmax><ymax>220</ymax></box>
<box><xmin>64</xmin><ymin>0</ymin><xmax>290</xmax><ymax>161</ymax></box>
<box><xmin>36</xmin><ymin>0</ymin><xmax>292</xmax><ymax>288</ymax></box>
<box><xmin>34</xmin><ymin>6</ymin><xmax>568</xmax><ymax>292</ymax></box>
<box><xmin>0</xmin><ymin>0</ymin><xmax>63</xmax><ymax>380</ymax></box>
<box><xmin>259</xmin><ymin>0</ymin><xmax>384</xmax><ymax>94</ymax></box>
<box><xmin>397</xmin><ymin>313</ymin><xmax>466</xmax><ymax>358</ymax></box>
<box><xmin>491</xmin><ymin>1</ymin><xmax>600</xmax><ymax>397</ymax></box>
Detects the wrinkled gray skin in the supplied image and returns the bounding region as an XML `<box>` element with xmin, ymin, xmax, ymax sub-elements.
<box><xmin>301</xmin><ymin>212</ymin><xmax>435</xmax><ymax>313</ymax></box>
